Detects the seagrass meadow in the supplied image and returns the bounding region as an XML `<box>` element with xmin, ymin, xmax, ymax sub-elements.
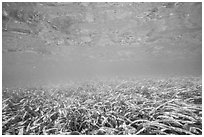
<box><xmin>2</xmin><ymin>76</ymin><xmax>202</xmax><ymax>135</ymax></box>
<box><xmin>2</xmin><ymin>2</ymin><xmax>202</xmax><ymax>135</ymax></box>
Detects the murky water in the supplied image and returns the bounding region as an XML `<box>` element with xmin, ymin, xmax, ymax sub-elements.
<box><xmin>2</xmin><ymin>2</ymin><xmax>202</xmax><ymax>87</ymax></box>
<box><xmin>2</xmin><ymin>44</ymin><xmax>201</xmax><ymax>87</ymax></box>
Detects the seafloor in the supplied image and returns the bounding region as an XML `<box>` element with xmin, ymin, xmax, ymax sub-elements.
<box><xmin>2</xmin><ymin>77</ymin><xmax>202</xmax><ymax>135</ymax></box>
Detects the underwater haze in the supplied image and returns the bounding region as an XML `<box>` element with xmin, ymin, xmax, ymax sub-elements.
<box><xmin>2</xmin><ymin>2</ymin><xmax>202</xmax><ymax>87</ymax></box>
